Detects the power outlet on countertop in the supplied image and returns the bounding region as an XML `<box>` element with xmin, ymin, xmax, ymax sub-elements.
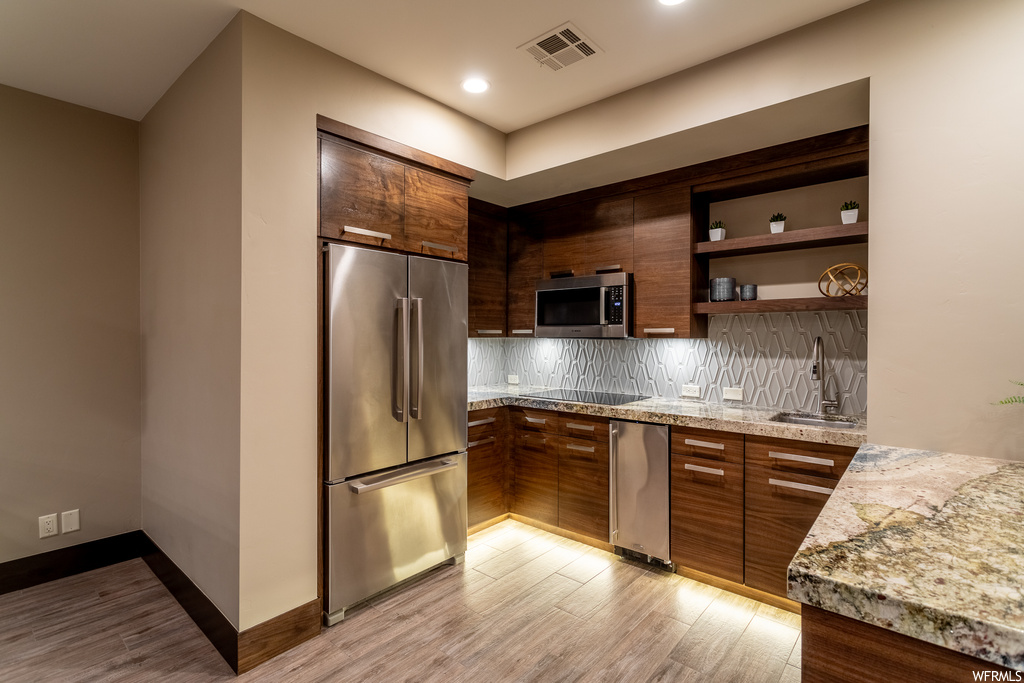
<box><xmin>723</xmin><ymin>387</ymin><xmax>743</xmax><ymax>401</ymax></box>
<box><xmin>680</xmin><ymin>385</ymin><xmax>700</xmax><ymax>399</ymax></box>
<box><xmin>39</xmin><ymin>514</ymin><xmax>58</xmax><ymax>538</ymax></box>
<box><xmin>508</xmin><ymin>374</ymin><xmax>519</xmax><ymax>385</ymax></box>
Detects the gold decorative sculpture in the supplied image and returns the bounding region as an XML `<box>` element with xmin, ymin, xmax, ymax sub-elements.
<box><xmin>818</xmin><ymin>263</ymin><xmax>867</xmax><ymax>297</ymax></box>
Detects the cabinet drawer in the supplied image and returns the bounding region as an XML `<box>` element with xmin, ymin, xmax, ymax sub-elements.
<box><xmin>468</xmin><ymin>408</ymin><xmax>502</xmax><ymax>442</ymax></box>
<box><xmin>744</xmin><ymin>463</ymin><xmax>837</xmax><ymax>597</ymax></box>
<box><xmin>561</xmin><ymin>413</ymin><xmax>610</xmax><ymax>441</ymax></box>
<box><xmin>670</xmin><ymin>453</ymin><xmax>744</xmax><ymax>584</ymax></box>
<box><xmin>671</xmin><ymin>426</ymin><xmax>743</xmax><ymax>465</ymax></box>
<box><xmin>510</xmin><ymin>407</ymin><xmax>558</xmax><ymax>434</ymax></box>
<box><xmin>746</xmin><ymin>436</ymin><xmax>856</xmax><ymax>480</ymax></box>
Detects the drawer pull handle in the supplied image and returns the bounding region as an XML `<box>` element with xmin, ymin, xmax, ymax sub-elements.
<box><xmin>342</xmin><ymin>225</ymin><xmax>391</xmax><ymax>241</ymax></box>
<box><xmin>769</xmin><ymin>451</ymin><xmax>835</xmax><ymax>467</ymax></box>
<box><xmin>684</xmin><ymin>438</ymin><xmax>725</xmax><ymax>451</ymax></box>
<box><xmin>643</xmin><ymin>328</ymin><xmax>675</xmax><ymax>334</ymax></box>
<box><xmin>769</xmin><ymin>478</ymin><xmax>834</xmax><ymax>495</ymax></box>
<box><xmin>566</xmin><ymin>422</ymin><xmax>596</xmax><ymax>432</ymax></box>
<box><xmin>512</xmin><ymin>329</ymin><xmax>534</xmax><ymax>335</ymax></box>
<box><xmin>476</xmin><ymin>329</ymin><xmax>503</xmax><ymax>335</ymax></box>
<box><xmin>685</xmin><ymin>463</ymin><xmax>724</xmax><ymax>476</ymax></box>
<box><xmin>522</xmin><ymin>436</ymin><xmax>547</xmax><ymax>445</ymax></box>
<box><xmin>524</xmin><ymin>416</ymin><xmax>547</xmax><ymax>425</ymax></box>
<box><xmin>566</xmin><ymin>444</ymin><xmax>596</xmax><ymax>453</ymax></box>
<box><xmin>468</xmin><ymin>436</ymin><xmax>496</xmax><ymax>448</ymax></box>
<box><xmin>468</xmin><ymin>417</ymin><xmax>496</xmax><ymax>427</ymax></box>
<box><xmin>594</xmin><ymin>264</ymin><xmax>621</xmax><ymax>273</ymax></box>
<box><xmin>422</xmin><ymin>240</ymin><xmax>458</xmax><ymax>253</ymax></box>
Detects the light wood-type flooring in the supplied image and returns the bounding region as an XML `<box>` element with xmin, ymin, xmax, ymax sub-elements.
<box><xmin>0</xmin><ymin>519</ymin><xmax>802</xmax><ymax>681</ymax></box>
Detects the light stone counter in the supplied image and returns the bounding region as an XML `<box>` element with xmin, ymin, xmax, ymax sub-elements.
<box><xmin>468</xmin><ymin>384</ymin><xmax>866</xmax><ymax>447</ymax></box>
<box><xmin>788</xmin><ymin>443</ymin><xmax>1024</xmax><ymax>670</ymax></box>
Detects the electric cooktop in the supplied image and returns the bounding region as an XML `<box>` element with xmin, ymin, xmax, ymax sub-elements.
<box><xmin>521</xmin><ymin>389</ymin><xmax>649</xmax><ymax>406</ymax></box>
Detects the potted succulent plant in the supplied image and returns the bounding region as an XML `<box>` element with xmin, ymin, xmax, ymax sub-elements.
<box><xmin>841</xmin><ymin>200</ymin><xmax>860</xmax><ymax>224</ymax></box>
<box><xmin>709</xmin><ymin>220</ymin><xmax>726</xmax><ymax>241</ymax></box>
<box><xmin>769</xmin><ymin>212</ymin><xmax>786</xmax><ymax>234</ymax></box>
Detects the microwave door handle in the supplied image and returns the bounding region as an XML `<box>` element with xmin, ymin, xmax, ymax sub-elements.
<box><xmin>599</xmin><ymin>287</ymin><xmax>607</xmax><ymax>324</ymax></box>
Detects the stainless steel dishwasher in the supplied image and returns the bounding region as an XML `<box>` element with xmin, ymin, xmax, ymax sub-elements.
<box><xmin>609</xmin><ymin>420</ymin><xmax>671</xmax><ymax>566</ymax></box>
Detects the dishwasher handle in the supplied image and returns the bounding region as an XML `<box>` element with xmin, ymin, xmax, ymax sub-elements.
<box><xmin>348</xmin><ymin>457</ymin><xmax>460</xmax><ymax>494</ymax></box>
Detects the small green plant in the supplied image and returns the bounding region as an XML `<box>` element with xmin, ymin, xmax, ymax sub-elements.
<box><xmin>770</xmin><ymin>213</ymin><xmax>786</xmax><ymax>222</ymax></box>
<box><xmin>709</xmin><ymin>220</ymin><xmax>726</xmax><ymax>230</ymax></box>
<box><xmin>997</xmin><ymin>380</ymin><xmax>1024</xmax><ymax>406</ymax></box>
<box><xmin>841</xmin><ymin>200</ymin><xmax>860</xmax><ymax>211</ymax></box>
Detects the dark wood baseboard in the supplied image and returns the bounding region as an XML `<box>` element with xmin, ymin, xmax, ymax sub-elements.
<box><xmin>238</xmin><ymin>598</ymin><xmax>321</xmax><ymax>674</ymax></box>
<box><xmin>0</xmin><ymin>531</ymin><xmax>154</xmax><ymax>596</ymax></box>
<box><xmin>802</xmin><ymin>604</ymin><xmax>1013</xmax><ymax>682</ymax></box>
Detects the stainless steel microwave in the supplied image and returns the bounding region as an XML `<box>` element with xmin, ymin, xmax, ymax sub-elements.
<box><xmin>535</xmin><ymin>272</ymin><xmax>631</xmax><ymax>338</ymax></box>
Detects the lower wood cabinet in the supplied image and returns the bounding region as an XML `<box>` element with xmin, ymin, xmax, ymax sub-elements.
<box><xmin>467</xmin><ymin>408</ymin><xmax>506</xmax><ymax>528</ymax></box>
<box><xmin>511</xmin><ymin>428</ymin><xmax>559</xmax><ymax>527</ymax></box>
<box><xmin>557</xmin><ymin>436</ymin><xmax>609</xmax><ymax>540</ymax></box>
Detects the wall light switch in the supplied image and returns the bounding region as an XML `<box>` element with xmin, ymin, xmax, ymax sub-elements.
<box><xmin>508</xmin><ymin>374</ymin><xmax>519</xmax><ymax>385</ymax></box>
<box><xmin>723</xmin><ymin>387</ymin><xmax>743</xmax><ymax>401</ymax></box>
<box><xmin>61</xmin><ymin>509</ymin><xmax>80</xmax><ymax>533</ymax></box>
<box><xmin>39</xmin><ymin>514</ymin><xmax>58</xmax><ymax>538</ymax></box>
<box><xmin>680</xmin><ymin>385</ymin><xmax>700</xmax><ymax>399</ymax></box>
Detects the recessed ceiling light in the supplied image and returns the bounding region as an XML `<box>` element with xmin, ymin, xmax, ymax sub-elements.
<box><xmin>462</xmin><ymin>78</ymin><xmax>489</xmax><ymax>94</ymax></box>
<box><xmin>659</xmin><ymin>0</ymin><xmax>686</xmax><ymax>5</ymax></box>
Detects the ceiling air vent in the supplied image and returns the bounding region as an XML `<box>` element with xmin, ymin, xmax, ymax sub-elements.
<box><xmin>518</xmin><ymin>22</ymin><xmax>602</xmax><ymax>72</ymax></box>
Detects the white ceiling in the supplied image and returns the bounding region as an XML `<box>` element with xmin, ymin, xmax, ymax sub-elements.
<box><xmin>0</xmin><ymin>0</ymin><xmax>868</xmax><ymax>132</ymax></box>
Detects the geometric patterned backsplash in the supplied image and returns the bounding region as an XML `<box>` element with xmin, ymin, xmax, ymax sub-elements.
<box><xmin>468</xmin><ymin>311</ymin><xmax>867</xmax><ymax>415</ymax></box>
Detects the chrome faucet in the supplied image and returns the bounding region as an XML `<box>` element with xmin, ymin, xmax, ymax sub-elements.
<box><xmin>811</xmin><ymin>336</ymin><xmax>838</xmax><ymax>416</ymax></box>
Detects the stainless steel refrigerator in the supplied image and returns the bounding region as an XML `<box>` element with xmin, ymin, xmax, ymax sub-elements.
<box><xmin>323</xmin><ymin>242</ymin><xmax>468</xmax><ymax>626</ymax></box>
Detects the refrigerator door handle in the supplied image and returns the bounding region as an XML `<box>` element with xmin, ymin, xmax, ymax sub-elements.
<box><xmin>609</xmin><ymin>426</ymin><xmax>618</xmax><ymax>543</ymax></box>
<box><xmin>410</xmin><ymin>297</ymin><xmax>424</xmax><ymax>420</ymax></box>
<box><xmin>348</xmin><ymin>456</ymin><xmax>462</xmax><ymax>494</ymax></box>
<box><xmin>393</xmin><ymin>298</ymin><xmax>410</xmax><ymax>423</ymax></box>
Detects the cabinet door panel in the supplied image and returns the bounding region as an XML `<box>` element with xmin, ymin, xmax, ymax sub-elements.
<box><xmin>744</xmin><ymin>463</ymin><xmax>837</xmax><ymax>597</ymax></box>
<box><xmin>581</xmin><ymin>197</ymin><xmax>633</xmax><ymax>276</ymax></box>
<box><xmin>507</xmin><ymin>215</ymin><xmax>543</xmax><ymax>336</ymax></box>
<box><xmin>512</xmin><ymin>430</ymin><xmax>558</xmax><ymax>526</ymax></box>
<box><xmin>671</xmin><ymin>453</ymin><xmax>744</xmax><ymax>583</ymax></box>
<box><xmin>538</xmin><ymin>204</ymin><xmax>584</xmax><ymax>278</ymax></box>
<box><xmin>320</xmin><ymin>138</ymin><xmax>405</xmax><ymax>248</ymax></box>
<box><xmin>468</xmin><ymin>200</ymin><xmax>508</xmax><ymax>337</ymax></box>
<box><xmin>557</xmin><ymin>437</ymin><xmax>609</xmax><ymax>540</ymax></box>
<box><xmin>633</xmin><ymin>189</ymin><xmax>705</xmax><ymax>338</ymax></box>
<box><xmin>468</xmin><ymin>438</ymin><xmax>506</xmax><ymax>528</ymax></box>
<box><xmin>405</xmin><ymin>167</ymin><xmax>469</xmax><ymax>261</ymax></box>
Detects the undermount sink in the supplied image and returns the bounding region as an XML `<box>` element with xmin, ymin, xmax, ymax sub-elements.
<box><xmin>771</xmin><ymin>412</ymin><xmax>858</xmax><ymax>429</ymax></box>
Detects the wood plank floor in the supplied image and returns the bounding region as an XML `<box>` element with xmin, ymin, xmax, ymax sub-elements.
<box><xmin>0</xmin><ymin>520</ymin><xmax>801</xmax><ymax>681</ymax></box>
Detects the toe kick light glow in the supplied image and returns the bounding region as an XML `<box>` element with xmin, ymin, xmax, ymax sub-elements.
<box><xmin>462</xmin><ymin>78</ymin><xmax>489</xmax><ymax>93</ymax></box>
<box><xmin>659</xmin><ymin>0</ymin><xmax>686</xmax><ymax>5</ymax></box>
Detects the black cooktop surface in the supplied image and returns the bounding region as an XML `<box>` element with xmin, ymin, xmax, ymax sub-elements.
<box><xmin>522</xmin><ymin>389</ymin><xmax>649</xmax><ymax>406</ymax></box>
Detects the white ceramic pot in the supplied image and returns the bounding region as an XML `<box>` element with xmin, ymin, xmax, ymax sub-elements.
<box><xmin>770</xmin><ymin>221</ymin><xmax>785</xmax><ymax>234</ymax></box>
<box><xmin>709</xmin><ymin>228</ymin><xmax>726</xmax><ymax>241</ymax></box>
<box><xmin>841</xmin><ymin>209</ymin><xmax>859</xmax><ymax>224</ymax></box>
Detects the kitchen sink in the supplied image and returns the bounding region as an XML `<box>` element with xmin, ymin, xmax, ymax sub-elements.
<box><xmin>770</xmin><ymin>412</ymin><xmax>858</xmax><ymax>429</ymax></box>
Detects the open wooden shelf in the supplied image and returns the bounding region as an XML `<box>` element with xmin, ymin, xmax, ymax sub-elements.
<box><xmin>694</xmin><ymin>295</ymin><xmax>868</xmax><ymax>315</ymax></box>
<box><xmin>695</xmin><ymin>222</ymin><xmax>868</xmax><ymax>258</ymax></box>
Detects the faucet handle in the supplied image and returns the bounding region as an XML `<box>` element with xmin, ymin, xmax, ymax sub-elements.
<box><xmin>821</xmin><ymin>399</ymin><xmax>839</xmax><ymax>415</ymax></box>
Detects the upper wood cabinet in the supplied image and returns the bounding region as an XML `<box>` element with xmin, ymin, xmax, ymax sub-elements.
<box><xmin>579</xmin><ymin>197</ymin><xmax>633</xmax><ymax>276</ymax></box>
<box><xmin>633</xmin><ymin>188</ymin><xmax>706</xmax><ymax>339</ymax></box>
<box><xmin>317</xmin><ymin>118</ymin><xmax>473</xmax><ymax>261</ymax></box>
<box><xmin>506</xmin><ymin>213</ymin><xmax>543</xmax><ymax>337</ymax></box>
<box><xmin>468</xmin><ymin>199</ymin><xmax>508</xmax><ymax>338</ymax></box>
<box><xmin>537</xmin><ymin>204</ymin><xmax>584</xmax><ymax>279</ymax></box>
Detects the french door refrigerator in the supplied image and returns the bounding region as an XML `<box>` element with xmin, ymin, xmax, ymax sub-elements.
<box><xmin>324</xmin><ymin>242</ymin><xmax>468</xmax><ymax>626</ymax></box>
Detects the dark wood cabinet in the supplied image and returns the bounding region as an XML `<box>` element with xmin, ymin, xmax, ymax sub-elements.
<box><xmin>405</xmin><ymin>166</ymin><xmax>468</xmax><ymax>260</ymax></box>
<box><xmin>319</xmin><ymin>137</ymin><xmax>405</xmax><ymax>249</ymax></box>
<box><xmin>557</xmin><ymin>436</ymin><xmax>609</xmax><ymax>540</ymax></box>
<box><xmin>580</xmin><ymin>197</ymin><xmax>633</xmax><ymax>276</ymax></box>
<box><xmin>511</xmin><ymin>428</ymin><xmax>559</xmax><ymax>526</ymax></box>
<box><xmin>743</xmin><ymin>435</ymin><xmax>857</xmax><ymax>597</ymax></box>
<box><xmin>468</xmin><ymin>199</ymin><xmax>508</xmax><ymax>338</ymax></box>
<box><xmin>467</xmin><ymin>408</ymin><xmax>507</xmax><ymax>528</ymax></box>
<box><xmin>506</xmin><ymin>214</ymin><xmax>543</xmax><ymax>337</ymax></box>
<box><xmin>633</xmin><ymin>188</ymin><xmax>705</xmax><ymax>338</ymax></box>
<box><xmin>537</xmin><ymin>204</ymin><xmax>584</xmax><ymax>279</ymax></box>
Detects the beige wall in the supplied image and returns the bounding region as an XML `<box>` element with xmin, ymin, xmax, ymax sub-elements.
<box><xmin>235</xmin><ymin>13</ymin><xmax>505</xmax><ymax>630</ymax></box>
<box><xmin>139</xmin><ymin>18</ymin><xmax>243</xmax><ymax>626</ymax></box>
<box><xmin>507</xmin><ymin>0</ymin><xmax>1024</xmax><ymax>459</ymax></box>
<box><xmin>0</xmin><ymin>85</ymin><xmax>140</xmax><ymax>562</ymax></box>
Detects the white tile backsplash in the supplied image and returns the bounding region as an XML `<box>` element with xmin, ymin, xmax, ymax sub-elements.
<box><xmin>468</xmin><ymin>311</ymin><xmax>867</xmax><ymax>415</ymax></box>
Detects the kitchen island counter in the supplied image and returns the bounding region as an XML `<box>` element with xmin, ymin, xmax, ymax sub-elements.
<box><xmin>468</xmin><ymin>384</ymin><xmax>866</xmax><ymax>447</ymax></box>
<box><xmin>788</xmin><ymin>443</ymin><xmax>1024</xmax><ymax>673</ymax></box>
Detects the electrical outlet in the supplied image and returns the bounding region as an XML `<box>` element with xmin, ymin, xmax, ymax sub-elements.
<box><xmin>39</xmin><ymin>514</ymin><xmax>58</xmax><ymax>538</ymax></box>
<box><xmin>61</xmin><ymin>509</ymin><xmax>80</xmax><ymax>534</ymax></box>
<box><xmin>508</xmin><ymin>374</ymin><xmax>519</xmax><ymax>385</ymax></box>
<box><xmin>680</xmin><ymin>385</ymin><xmax>700</xmax><ymax>399</ymax></box>
<box><xmin>723</xmin><ymin>387</ymin><xmax>743</xmax><ymax>401</ymax></box>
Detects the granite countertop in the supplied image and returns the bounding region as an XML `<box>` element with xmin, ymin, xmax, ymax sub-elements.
<box><xmin>788</xmin><ymin>443</ymin><xmax>1024</xmax><ymax>670</ymax></box>
<box><xmin>468</xmin><ymin>384</ymin><xmax>866</xmax><ymax>447</ymax></box>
